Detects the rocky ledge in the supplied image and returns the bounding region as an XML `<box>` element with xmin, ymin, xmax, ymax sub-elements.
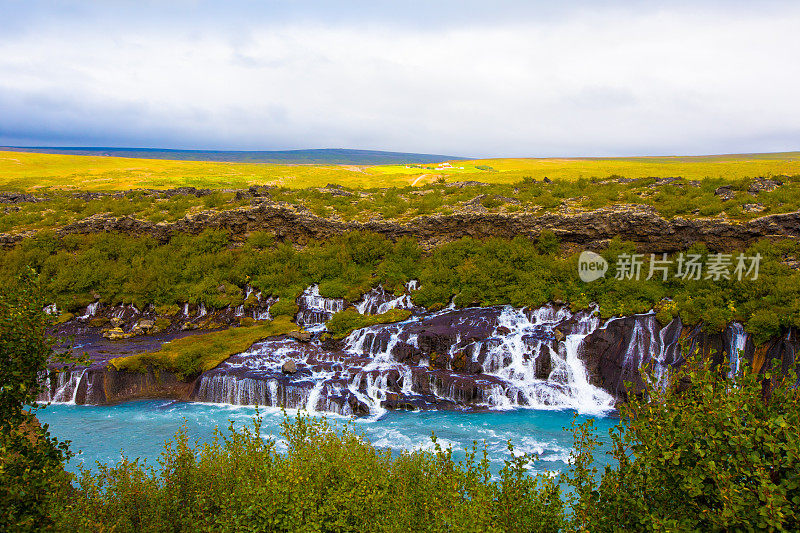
<box><xmin>4</xmin><ymin>202</ymin><xmax>800</xmax><ymax>251</ymax></box>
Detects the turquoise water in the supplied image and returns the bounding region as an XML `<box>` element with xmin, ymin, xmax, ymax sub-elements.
<box><xmin>37</xmin><ymin>401</ymin><xmax>617</xmax><ymax>477</ymax></box>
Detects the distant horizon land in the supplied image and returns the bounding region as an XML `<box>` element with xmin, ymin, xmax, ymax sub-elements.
<box><xmin>1</xmin><ymin>145</ymin><xmax>798</xmax><ymax>166</ymax></box>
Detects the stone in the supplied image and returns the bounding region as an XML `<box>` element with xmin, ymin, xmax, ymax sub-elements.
<box><xmin>287</xmin><ymin>330</ymin><xmax>312</xmax><ymax>342</ymax></box>
<box><xmin>714</xmin><ymin>186</ymin><xmax>735</xmax><ymax>201</ymax></box>
<box><xmin>554</xmin><ymin>328</ymin><xmax>566</xmax><ymax>342</ymax></box>
<box><xmin>282</xmin><ymin>360</ymin><xmax>297</xmax><ymax>374</ymax></box>
<box><xmin>2</xmin><ymin>200</ymin><xmax>799</xmax><ymax>254</ymax></box>
<box><xmin>742</xmin><ymin>203</ymin><xmax>765</xmax><ymax>213</ymax></box>
<box><xmin>102</xmin><ymin>327</ymin><xmax>132</xmax><ymax>341</ymax></box>
<box><xmin>748</xmin><ymin>177</ymin><xmax>782</xmax><ymax>194</ymax></box>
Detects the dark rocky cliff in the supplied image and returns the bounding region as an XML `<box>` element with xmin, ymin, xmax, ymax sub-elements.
<box><xmin>5</xmin><ymin>203</ymin><xmax>800</xmax><ymax>251</ymax></box>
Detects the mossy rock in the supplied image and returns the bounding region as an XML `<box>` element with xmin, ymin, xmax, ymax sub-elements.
<box><xmin>155</xmin><ymin>304</ymin><xmax>181</xmax><ymax>316</ymax></box>
<box><xmin>53</xmin><ymin>312</ymin><xmax>74</xmax><ymax>325</ymax></box>
<box><xmin>89</xmin><ymin>317</ymin><xmax>110</xmax><ymax>328</ymax></box>
<box><xmin>326</xmin><ymin>308</ymin><xmax>412</xmax><ymax>339</ymax></box>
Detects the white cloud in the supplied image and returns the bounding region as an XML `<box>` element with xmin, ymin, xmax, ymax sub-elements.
<box><xmin>0</xmin><ymin>2</ymin><xmax>798</xmax><ymax>156</ymax></box>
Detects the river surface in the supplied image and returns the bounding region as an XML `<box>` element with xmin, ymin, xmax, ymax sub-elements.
<box><xmin>38</xmin><ymin>401</ymin><xmax>617</xmax><ymax>477</ymax></box>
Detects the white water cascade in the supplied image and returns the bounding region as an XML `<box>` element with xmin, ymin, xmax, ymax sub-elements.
<box><xmin>296</xmin><ymin>284</ymin><xmax>346</xmax><ymax>329</ymax></box>
<box><xmin>727</xmin><ymin>322</ymin><xmax>748</xmax><ymax>378</ymax></box>
<box><xmin>355</xmin><ymin>280</ymin><xmax>418</xmax><ymax>315</ymax></box>
<box><xmin>79</xmin><ymin>302</ymin><xmax>100</xmax><ymax>319</ymax></box>
<box><xmin>482</xmin><ymin>306</ymin><xmax>613</xmax><ymax>415</ymax></box>
<box><xmin>38</xmin><ymin>369</ymin><xmax>88</xmax><ymax>404</ymax></box>
<box><xmin>194</xmin><ymin>304</ymin><xmax>617</xmax><ymax>416</ymax></box>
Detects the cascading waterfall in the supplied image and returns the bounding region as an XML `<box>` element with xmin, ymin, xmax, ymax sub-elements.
<box><xmin>728</xmin><ymin>322</ymin><xmax>748</xmax><ymax>378</ymax></box>
<box><xmin>355</xmin><ymin>280</ymin><xmax>418</xmax><ymax>315</ymax></box>
<box><xmin>482</xmin><ymin>306</ymin><xmax>614</xmax><ymax>414</ymax></box>
<box><xmin>296</xmin><ymin>284</ymin><xmax>346</xmax><ymax>328</ymax></box>
<box><xmin>51</xmin><ymin>290</ymin><xmax>736</xmax><ymax>417</ymax></box>
<box><xmin>80</xmin><ymin>301</ymin><xmax>99</xmax><ymax>319</ymax></box>
<box><xmin>193</xmin><ymin>303</ymin><xmax>619</xmax><ymax>416</ymax></box>
<box><xmin>39</xmin><ymin>368</ymin><xmax>88</xmax><ymax>404</ymax></box>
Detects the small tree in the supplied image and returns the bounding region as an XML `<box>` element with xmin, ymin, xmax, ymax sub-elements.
<box><xmin>0</xmin><ymin>273</ymin><xmax>80</xmax><ymax>531</ymax></box>
<box><xmin>565</xmin><ymin>352</ymin><xmax>800</xmax><ymax>531</ymax></box>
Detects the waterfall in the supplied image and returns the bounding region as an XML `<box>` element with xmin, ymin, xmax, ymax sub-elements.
<box><xmin>197</xmin><ymin>374</ymin><xmax>272</xmax><ymax>405</ymax></box>
<box><xmin>79</xmin><ymin>302</ymin><xmax>99</xmax><ymax>319</ymax></box>
<box><xmin>479</xmin><ymin>306</ymin><xmax>613</xmax><ymax>414</ymax></box>
<box><xmin>728</xmin><ymin>322</ymin><xmax>748</xmax><ymax>378</ymax></box>
<box><xmin>296</xmin><ymin>284</ymin><xmax>346</xmax><ymax>328</ymax></box>
<box><xmin>39</xmin><ymin>368</ymin><xmax>88</xmax><ymax>404</ymax></box>
<box><xmin>355</xmin><ymin>282</ymin><xmax>417</xmax><ymax>315</ymax></box>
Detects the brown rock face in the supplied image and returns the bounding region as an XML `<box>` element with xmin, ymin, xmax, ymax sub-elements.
<box><xmin>4</xmin><ymin>203</ymin><xmax>800</xmax><ymax>251</ymax></box>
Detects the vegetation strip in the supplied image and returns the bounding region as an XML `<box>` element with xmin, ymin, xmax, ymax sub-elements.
<box><xmin>108</xmin><ymin>316</ymin><xmax>298</xmax><ymax>378</ymax></box>
<box><xmin>3</xmin><ymin>230</ymin><xmax>799</xmax><ymax>343</ymax></box>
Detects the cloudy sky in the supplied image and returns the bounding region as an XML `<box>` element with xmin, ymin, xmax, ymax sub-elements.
<box><xmin>1</xmin><ymin>0</ymin><xmax>799</xmax><ymax>157</ymax></box>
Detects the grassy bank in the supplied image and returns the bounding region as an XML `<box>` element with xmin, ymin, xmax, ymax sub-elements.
<box><xmin>109</xmin><ymin>316</ymin><xmax>298</xmax><ymax>378</ymax></box>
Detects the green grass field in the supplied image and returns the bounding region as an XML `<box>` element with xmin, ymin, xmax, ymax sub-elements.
<box><xmin>1</xmin><ymin>150</ymin><xmax>798</xmax><ymax>191</ymax></box>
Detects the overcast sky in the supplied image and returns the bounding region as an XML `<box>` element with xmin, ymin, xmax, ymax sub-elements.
<box><xmin>1</xmin><ymin>0</ymin><xmax>799</xmax><ymax>157</ymax></box>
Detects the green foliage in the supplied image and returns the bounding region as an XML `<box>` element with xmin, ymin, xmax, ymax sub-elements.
<box><xmin>536</xmin><ymin>229</ymin><xmax>560</xmax><ymax>255</ymax></box>
<box><xmin>268</xmin><ymin>297</ymin><xmax>299</xmax><ymax>318</ymax></box>
<box><xmin>52</xmin><ymin>413</ymin><xmax>564</xmax><ymax>532</ymax></box>
<box><xmin>565</xmin><ymin>355</ymin><xmax>800</xmax><ymax>531</ymax></box>
<box><xmin>1</xmin><ymin>230</ymin><xmax>798</xmax><ymax>345</ymax></box>
<box><xmin>0</xmin><ymin>274</ymin><xmax>82</xmax><ymax>531</ymax></box>
<box><xmin>325</xmin><ymin>308</ymin><xmax>413</xmax><ymax>339</ymax></box>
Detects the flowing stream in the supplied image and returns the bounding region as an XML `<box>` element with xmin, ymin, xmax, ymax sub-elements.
<box><xmin>38</xmin><ymin>401</ymin><xmax>617</xmax><ymax>477</ymax></box>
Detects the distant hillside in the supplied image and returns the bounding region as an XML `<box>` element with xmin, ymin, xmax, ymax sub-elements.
<box><xmin>0</xmin><ymin>147</ymin><xmax>467</xmax><ymax>165</ymax></box>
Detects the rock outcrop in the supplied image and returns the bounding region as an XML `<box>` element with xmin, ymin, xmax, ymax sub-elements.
<box><xmin>5</xmin><ymin>203</ymin><xmax>800</xmax><ymax>251</ymax></box>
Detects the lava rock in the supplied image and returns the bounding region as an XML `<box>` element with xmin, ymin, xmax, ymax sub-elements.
<box><xmin>714</xmin><ymin>186</ymin><xmax>735</xmax><ymax>200</ymax></box>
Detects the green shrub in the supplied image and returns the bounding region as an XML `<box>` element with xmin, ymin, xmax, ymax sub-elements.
<box><xmin>325</xmin><ymin>308</ymin><xmax>412</xmax><ymax>339</ymax></box>
<box><xmin>566</xmin><ymin>354</ymin><xmax>800</xmax><ymax>531</ymax></box>
<box><xmin>269</xmin><ymin>297</ymin><xmax>299</xmax><ymax>318</ymax></box>
<box><xmin>0</xmin><ymin>274</ymin><xmax>83</xmax><ymax>532</ymax></box>
<box><xmin>52</xmin><ymin>413</ymin><xmax>564</xmax><ymax>532</ymax></box>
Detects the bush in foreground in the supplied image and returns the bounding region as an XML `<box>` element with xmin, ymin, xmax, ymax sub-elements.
<box><xmin>0</xmin><ymin>275</ymin><xmax>80</xmax><ymax>531</ymax></box>
<box><xmin>53</xmin><ymin>414</ymin><xmax>564</xmax><ymax>532</ymax></box>
<box><xmin>566</xmin><ymin>356</ymin><xmax>800</xmax><ymax>532</ymax></box>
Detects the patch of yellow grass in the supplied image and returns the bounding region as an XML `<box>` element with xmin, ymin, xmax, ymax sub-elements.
<box><xmin>1</xmin><ymin>150</ymin><xmax>798</xmax><ymax>192</ymax></box>
<box><xmin>109</xmin><ymin>316</ymin><xmax>298</xmax><ymax>377</ymax></box>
